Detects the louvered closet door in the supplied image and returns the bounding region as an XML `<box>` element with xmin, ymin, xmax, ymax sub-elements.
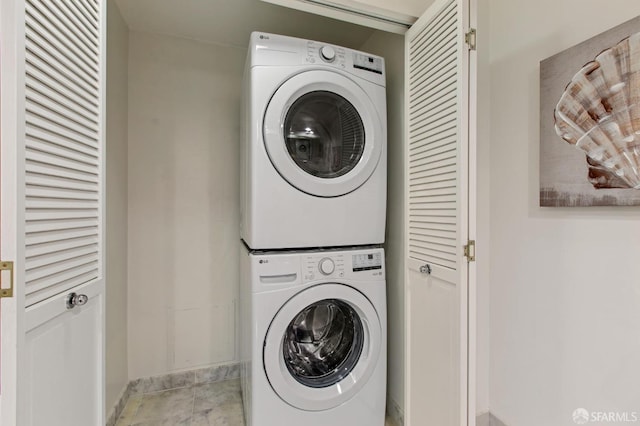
<box><xmin>404</xmin><ymin>0</ymin><xmax>474</xmax><ymax>424</ymax></box>
<box><xmin>0</xmin><ymin>0</ymin><xmax>105</xmax><ymax>424</ymax></box>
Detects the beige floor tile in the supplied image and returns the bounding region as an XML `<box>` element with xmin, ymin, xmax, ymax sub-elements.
<box><xmin>132</xmin><ymin>387</ymin><xmax>195</xmax><ymax>422</ymax></box>
<box><xmin>116</xmin><ymin>379</ymin><xmax>398</xmax><ymax>426</ymax></box>
<box><xmin>130</xmin><ymin>413</ymin><xmax>192</xmax><ymax>426</ymax></box>
<box><xmin>115</xmin><ymin>394</ymin><xmax>144</xmax><ymax>426</ymax></box>
<box><xmin>193</xmin><ymin>378</ymin><xmax>241</xmax><ymax>412</ymax></box>
<box><xmin>191</xmin><ymin>402</ymin><xmax>244</xmax><ymax>426</ymax></box>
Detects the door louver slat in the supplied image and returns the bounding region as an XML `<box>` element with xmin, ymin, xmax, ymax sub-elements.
<box><xmin>26</xmin><ymin>137</ymin><xmax>98</xmax><ymax>167</ymax></box>
<box><xmin>25</xmin><ymin>243</ymin><xmax>98</xmax><ymax>269</ymax></box>
<box><xmin>26</xmin><ymin>53</ymin><xmax>99</xmax><ymax>111</ymax></box>
<box><xmin>26</xmin><ymin>101</ymin><xmax>98</xmax><ymax>142</ymax></box>
<box><xmin>26</xmin><ymin>235</ymin><xmax>99</xmax><ymax>258</ymax></box>
<box><xmin>33</xmin><ymin>0</ymin><xmax>98</xmax><ymax>51</ymax></box>
<box><xmin>410</xmin><ymin>30</ymin><xmax>457</xmax><ymax>83</ymax></box>
<box><xmin>25</xmin><ymin>15</ymin><xmax>98</xmax><ymax>88</ymax></box>
<box><xmin>26</xmin><ymin>74</ymin><xmax>98</xmax><ymax>124</ymax></box>
<box><xmin>410</xmin><ymin>115</ymin><xmax>456</xmax><ymax>141</ymax></box>
<box><xmin>54</xmin><ymin>1</ymin><xmax>99</xmax><ymax>47</ymax></box>
<box><xmin>24</xmin><ymin>0</ymin><xmax>101</xmax><ymax>307</ymax></box>
<box><xmin>411</xmin><ymin>79</ymin><xmax>456</xmax><ymax>115</ymax></box>
<box><xmin>410</xmin><ymin>141</ymin><xmax>457</xmax><ymax>163</ymax></box>
<box><xmin>26</xmin><ymin>174</ymin><xmax>99</xmax><ymax>192</ymax></box>
<box><xmin>410</xmin><ymin>57</ymin><xmax>457</xmax><ymax>99</ymax></box>
<box><xmin>26</xmin><ymin>149</ymin><xmax>98</xmax><ymax>175</ymax></box>
<box><xmin>408</xmin><ymin>3</ymin><xmax>457</xmax><ymax>66</ymax></box>
<box><xmin>26</xmin><ymin>253</ymin><xmax>99</xmax><ymax>281</ymax></box>
<box><xmin>25</xmin><ymin>38</ymin><xmax>98</xmax><ymax>100</ymax></box>
<box><xmin>410</xmin><ymin>131</ymin><xmax>456</xmax><ymax>152</ymax></box>
<box><xmin>26</xmin><ymin>1</ymin><xmax>98</xmax><ymax>69</ymax></box>
<box><xmin>408</xmin><ymin>0</ymin><xmax>460</xmax><ymax>271</ymax></box>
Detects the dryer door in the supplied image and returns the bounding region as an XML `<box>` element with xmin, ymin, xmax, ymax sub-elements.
<box><xmin>263</xmin><ymin>70</ymin><xmax>383</xmax><ymax>197</ymax></box>
<box><xmin>263</xmin><ymin>283</ymin><xmax>382</xmax><ymax>411</ymax></box>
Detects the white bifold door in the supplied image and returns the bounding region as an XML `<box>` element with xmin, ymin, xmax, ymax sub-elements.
<box><xmin>405</xmin><ymin>0</ymin><xmax>476</xmax><ymax>424</ymax></box>
<box><xmin>0</xmin><ymin>0</ymin><xmax>106</xmax><ymax>425</ymax></box>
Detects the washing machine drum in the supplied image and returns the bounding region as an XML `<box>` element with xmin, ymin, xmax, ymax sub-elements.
<box><xmin>263</xmin><ymin>70</ymin><xmax>383</xmax><ymax>198</ymax></box>
<box><xmin>263</xmin><ymin>284</ymin><xmax>382</xmax><ymax>411</ymax></box>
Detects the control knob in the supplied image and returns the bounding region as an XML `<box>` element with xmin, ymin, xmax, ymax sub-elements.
<box><xmin>320</xmin><ymin>46</ymin><xmax>336</xmax><ymax>62</ymax></box>
<box><xmin>318</xmin><ymin>258</ymin><xmax>335</xmax><ymax>275</ymax></box>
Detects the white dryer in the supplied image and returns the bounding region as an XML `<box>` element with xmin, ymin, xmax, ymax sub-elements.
<box><xmin>241</xmin><ymin>32</ymin><xmax>387</xmax><ymax>249</ymax></box>
<box><xmin>239</xmin><ymin>245</ymin><xmax>387</xmax><ymax>426</ymax></box>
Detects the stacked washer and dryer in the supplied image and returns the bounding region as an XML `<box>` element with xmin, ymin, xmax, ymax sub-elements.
<box><xmin>240</xmin><ymin>32</ymin><xmax>388</xmax><ymax>426</ymax></box>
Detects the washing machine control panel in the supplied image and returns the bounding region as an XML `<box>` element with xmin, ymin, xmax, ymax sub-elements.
<box><xmin>303</xmin><ymin>253</ymin><xmax>345</xmax><ymax>281</ymax></box>
<box><xmin>301</xmin><ymin>249</ymin><xmax>384</xmax><ymax>282</ymax></box>
<box><xmin>352</xmin><ymin>252</ymin><xmax>383</xmax><ymax>272</ymax></box>
<box><xmin>318</xmin><ymin>257</ymin><xmax>335</xmax><ymax>275</ymax></box>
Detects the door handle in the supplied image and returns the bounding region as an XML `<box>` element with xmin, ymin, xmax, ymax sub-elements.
<box><xmin>419</xmin><ymin>264</ymin><xmax>432</xmax><ymax>275</ymax></box>
<box><xmin>66</xmin><ymin>292</ymin><xmax>89</xmax><ymax>309</ymax></box>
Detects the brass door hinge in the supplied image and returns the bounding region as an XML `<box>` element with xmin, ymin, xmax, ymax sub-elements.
<box><xmin>465</xmin><ymin>28</ymin><xmax>477</xmax><ymax>50</ymax></box>
<box><xmin>0</xmin><ymin>261</ymin><xmax>14</xmax><ymax>298</ymax></box>
<box><xmin>464</xmin><ymin>240</ymin><xmax>476</xmax><ymax>262</ymax></box>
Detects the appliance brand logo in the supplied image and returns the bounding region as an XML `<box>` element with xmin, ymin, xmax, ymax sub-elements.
<box><xmin>258</xmin><ymin>259</ymin><xmax>268</xmax><ymax>264</ymax></box>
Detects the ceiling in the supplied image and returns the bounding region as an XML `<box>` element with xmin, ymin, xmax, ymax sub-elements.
<box><xmin>114</xmin><ymin>0</ymin><xmax>378</xmax><ymax>50</ymax></box>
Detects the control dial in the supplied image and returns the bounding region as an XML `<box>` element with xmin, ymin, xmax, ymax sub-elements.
<box><xmin>320</xmin><ymin>46</ymin><xmax>336</xmax><ymax>62</ymax></box>
<box><xmin>318</xmin><ymin>258</ymin><xmax>335</xmax><ymax>275</ymax></box>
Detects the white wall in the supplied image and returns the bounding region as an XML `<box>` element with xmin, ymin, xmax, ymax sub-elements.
<box><xmin>105</xmin><ymin>0</ymin><xmax>129</xmax><ymax>410</ymax></box>
<box><xmin>489</xmin><ymin>1</ymin><xmax>640</xmax><ymax>425</ymax></box>
<box><xmin>360</xmin><ymin>30</ymin><xmax>406</xmax><ymax>417</ymax></box>
<box><xmin>127</xmin><ymin>32</ymin><xmax>245</xmax><ymax>379</ymax></box>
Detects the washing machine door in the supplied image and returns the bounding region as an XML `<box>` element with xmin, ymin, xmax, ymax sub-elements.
<box><xmin>263</xmin><ymin>283</ymin><xmax>382</xmax><ymax>411</ymax></box>
<box><xmin>263</xmin><ymin>70</ymin><xmax>383</xmax><ymax>197</ymax></box>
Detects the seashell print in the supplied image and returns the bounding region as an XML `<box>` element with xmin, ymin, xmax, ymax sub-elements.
<box><xmin>554</xmin><ymin>32</ymin><xmax>640</xmax><ymax>189</ymax></box>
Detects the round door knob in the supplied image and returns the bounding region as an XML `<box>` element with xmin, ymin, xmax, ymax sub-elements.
<box><xmin>320</xmin><ymin>46</ymin><xmax>336</xmax><ymax>62</ymax></box>
<box><xmin>66</xmin><ymin>292</ymin><xmax>89</xmax><ymax>309</ymax></box>
<box><xmin>318</xmin><ymin>258</ymin><xmax>335</xmax><ymax>275</ymax></box>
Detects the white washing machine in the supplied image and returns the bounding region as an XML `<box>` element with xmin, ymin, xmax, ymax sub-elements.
<box><xmin>239</xmin><ymin>245</ymin><xmax>387</xmax><ymax>426</ymax></box>
<box><xmin>240</xmin><ymin>32</ymin><xmax>387</xmax><ymax>249</ymax></box>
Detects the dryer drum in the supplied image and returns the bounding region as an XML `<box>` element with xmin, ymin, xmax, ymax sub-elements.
<box><xmin>283</xmin><ymin>299</ymin><xmax>365</xmax><ymax>388</ymax></box>
<box><xmin>284</xmin><ymin>91</ymin><xmax>365</xmax><ymax>179</ymax></box>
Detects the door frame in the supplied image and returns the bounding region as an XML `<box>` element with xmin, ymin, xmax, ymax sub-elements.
<box><xmin>0</xmin><ymin>0</ymin><xmax>27</xmax><ymax>423</ymax></box>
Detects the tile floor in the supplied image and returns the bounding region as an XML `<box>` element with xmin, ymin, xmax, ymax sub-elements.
<box><xmin>116</xmin><ymin>377</ymin><xmax>399</xmax><ymax>426</ymax></box>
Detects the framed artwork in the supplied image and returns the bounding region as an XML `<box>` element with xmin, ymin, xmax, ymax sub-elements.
<box><xmin>540</xmin><ymin>16</ymin><xmax>640</xmax><ymax>206</ymax></box>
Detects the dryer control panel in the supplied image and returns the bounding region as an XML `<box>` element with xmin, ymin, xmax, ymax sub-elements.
<box><xmin>305</xmin><ymin>40</ymin><xmax>347</xmax><ymax>69</ymax></box>
<box><xmin>304</xmin><ymin>40</ymin><xmax>384</xmax><ymax>76</ymax></box>
<box><xmin>250</xmin><ymin>32</ymin><xmax>385</xmax><ymax>86</ymax></box>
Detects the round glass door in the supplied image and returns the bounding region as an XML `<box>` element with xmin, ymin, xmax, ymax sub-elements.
<box><xmin>284</xmin><ymin>91</ymin><xmax>365</xmax><ymax>179</ymax></box>
<box><xmin>263</xmin><ymin>70</ymin><xmax>383</xmax><ymax>198</ymax></box>
<box><xmin>283</xmin><ymin>299</ymin><xmax>364</xmax><ymax>388</ymax></box>
<box><xmin>263</xmin><ymin>283</ymin><xmax>382</xmax><ymax>411</ymax></box>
